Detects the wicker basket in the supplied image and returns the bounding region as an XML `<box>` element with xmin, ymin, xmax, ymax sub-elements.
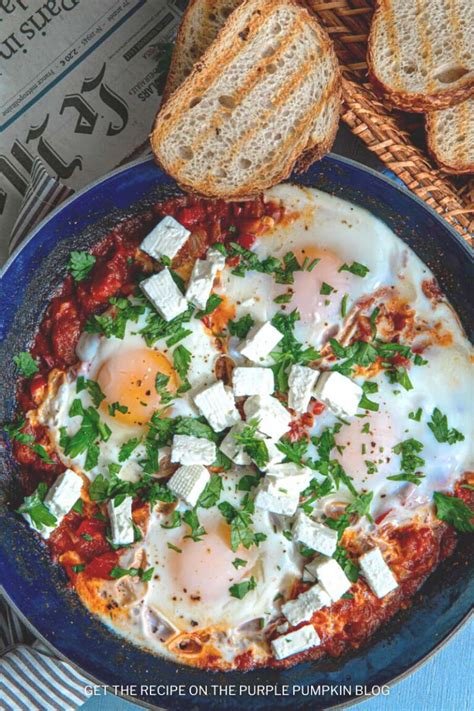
<box><xmin>308</xmin><ymin>0</ymin><xmax>473</xmax><ymax>243</ymax></box>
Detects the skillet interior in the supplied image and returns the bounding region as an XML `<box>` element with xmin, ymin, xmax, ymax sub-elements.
<box><xmin>0</xmin><ymin>155</ymin><xmax>472</xmax><ymax>711</ymax></box>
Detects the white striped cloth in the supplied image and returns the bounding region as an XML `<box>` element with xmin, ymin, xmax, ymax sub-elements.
<box><xmin>2</xmin><ymin>159</ymin><xmax>90</xmax><ymax>709</ymax></box>
<box><xmin>0</xmin><ymin>597</ymin><xmax>90</xmax><ymax>710</ymax></box>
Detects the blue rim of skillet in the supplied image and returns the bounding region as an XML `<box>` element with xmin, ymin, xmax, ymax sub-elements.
<box><xmin>0</xmin><ymin>155</ymin><xmax>472</xmax><ymax>711</ymax></box>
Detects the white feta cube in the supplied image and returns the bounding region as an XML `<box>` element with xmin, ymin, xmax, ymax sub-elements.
<box><xmin>140</xmin><ymin>215</ymin><xmax>190</xmax><ymax>261</ymax></box>
<box><xmin>313</xmin><ymin>371</ymin><xmax>362</xmax><ymax>418</ymax></box>
<box><xmin>359</xmin><ymin>547</ymin><xmax>398</xmax><ymax>598</ymax></box>
<box><xmin>238</xmin><ymin>322</ymin><xmax>283</xmax><ymax>362</ymax></box>
<box><xmin>167</xmin><ymin>464</ymin><xmax>210</xmax><ymax>508</ymax></box>
<box><xmin>107</xmin><ymin>496</ymin><xmax>134</xmax><ymax>546</ymax></box>
<box><xmin>243</xmin><ymin>395</ymin><xmax>291</xmax><ymax>440</ymax></box>
<box><xmin>185</xmin><ymin>248</ymin><xmax>225</xmax><ymax>309</ymax></box>
<box><xmin>254</xmin><ymin>477</ymin><xmax>300</xmax><ymax>516</ymax></box>
<box><xmin>293</xmin><ymin>512</ymin><xmax>338</xmax><ymax>557</ymax></box>
<box><xmin>271</xmin><ymin>624</ymin><xmax>321</xmax><ymax>660</ymax></box>
<box><xmin>281</xmin><ymin>584</ymin><xmax>331</xmax><ymax>626</ymax></box>
<box><xmin>266</xmin><ymin>463</ymin><xmax>312</xmax><ymax>492</ymax></box>
<box><xmin>288</xmin><ymin>364</ymin><xmax>319</xmax><ymax>413</ymax></box>
<box><xmin>24</xmin><ymin>468</ymin><xmax>83</xmax><ymax>538</ymax></box>
<box><xmin>140</xmin><ymin>269</ymin><xmax>188</xmax><ymax>322</ymax></box>
<box><xmin>193</xmin><ymin>381</ymin><xmax>240</xmax><ymax>432</ymax></box>
<box><xmin>232</xmin><ymin>367</ymin><xmax>274</xmax><ymax>397</ymax></box>
<box><xmin>171</xmin><ymin>434</ymin><xmax>216</xmax><ymax>466</ymax></box>
<box><xmin>219</xmin><ymin>422</ymin><xmax>251</xmax><ymax>465</ymax></box>
<box><xmin>310</xmin><ymin>556</ymin><xmax>351</xmax><ymax>601</ymax></box>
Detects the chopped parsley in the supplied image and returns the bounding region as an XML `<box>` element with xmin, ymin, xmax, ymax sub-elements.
<box><xmin>86</xmin><ymin>296</ymin><xmax>145</xmax><ymax>340</ymax></box>
<box><xmin>408</xmin><ymin>407</ymin><xmax>422</xmax><ymax>422</ymax></box>
<box><xmin>270</xmin><ymin>310</ymin><xmax>320</xmax><ymax>392</ymax></box>
<box><xmin>167</xmin><ymin>542</ymin><xmax>182</xmax><ymax>553</ymax></box>
<box><xmin>173</xmin><ymin>345</ymin><xmax>191</xmax><ymax>380</ymax></box>
<box><xmin>197</xmin><ymin>474</ymin><xmax>223</xmax><ymax>508</ymax></box>
<box><xmin>182</xmin><ymin>509</ymin><xmax>207</xmax><ymax>541</ymax></box>
<box><xmin>433</xmin><ymin>492</ymin><xmax>473</xmax><ymax>533</ymax></box>
<box><xmin>274</xmin><ymin>292</ymin><xmax>292</xmax><ymax>304</ymax></box>
<box><xmin>108</xmin><ymin>402</ymin><xmax>128</xmax><ymax>416</ymax></box>
<box><xmin>67</xmin><ymin>251</ymin><xmax>96</xmax><ymax>282</ymax></box>
<box><xmin>4</xmin><ymin>419</ymin><xmax>53</xmax><ymax>464</ymax></box>
<box><xmin>232</xmin><ymin>558</ymin><xmax>247</xmax><ymax>569</ymax></box>
<box><xmin>60</xmin><ymin>400</ymin><xmax>111</xmax><ymax>466</ymax></box>
<box><xmin>340</xmin><ymin>294</ymin><xmax>349</xmax><ymax>318</ymax></box>
<box><xmin>320</xmin><ymin>282</ymin><xmax>334</xmax><ymax>295</ymax></box>
<box><xmin>388</xmin><ymin>438</ymin><xmax>425</xmax><ymax>485</ymax></box>
<box><xmin>428</xmin><ymin>408</ymin><xmax>465</xmax><ymax>445</ymax></box>
<box><xmin>229</xmin><ymin>576</ymin><xmax>257</xmax><ymax>599</ymax></box>
<box><xmin>228</xmin><ymin>314</ymin><xmax>254</xmax><ymax>338</ymax></box>
<box><xmin>118</xmin><ymin>437</ymin><xmax>140</xmax><ymax>463</ymax></box>
<box><xmin>359</xmin><ymin>381</ymin><xmax>379</xmax><ymax>412</ymax></box>
<box><xmin>110</xmin><ymin>566</ymin><xmax>154</xmax><ymax>581</ymax></box>
<box><xmin>76</xmin><ymin>376</ymin><xmax>105</xmax><ymax>407</ymax></box>
<box><xmin>195</xmin><ymin>294</ymin><xmax>223</xmax><ymax>319</ymax></box>
<box><xmin>16</xmin><ymin>482</ymin><xmax>57</xmax><ymax>531</ymax></box>
<box><xmin>218</xmin><ymin>496</ymin><xmax>266</xmax><ymax>551</ymax></box>
<box><xmin>233</xmin><ymin>419</ymin><xmax>269</xmax><ymax>469</ymax></box>
<box><xmin>154</xmin><ymin>372</ymin><xmax>174</xmax><ymax>405</ymax></box>
<box><xmin>385</xmin><ymin>367</ymin><xmax>413</xmax><ymax>391</ymax></box>
<box><xmin>276</xmin><ymin>437</ymin><xmax>309</xmax><ymax>466</ymax></box>
<box><xmin>13</xmin><ymin>352</ymin><xmax>39</xmax><ymax>377</ymax></box>
<box><xmin>338</xmin><ymin>261</ymin><xmax>370</xmax><ymax>277</ymax></box>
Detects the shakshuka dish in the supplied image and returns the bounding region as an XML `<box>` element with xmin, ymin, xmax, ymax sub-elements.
<box><xmin>6</xmin><ymin>184</ymin><xmax>473</xmax><ymax>670</ymax></box>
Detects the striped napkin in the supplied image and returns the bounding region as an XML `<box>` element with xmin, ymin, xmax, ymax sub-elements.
<box><xmin>2</xmin><ymin>159</ymin><xmax>90</xmax><ymax>710</ymax></box>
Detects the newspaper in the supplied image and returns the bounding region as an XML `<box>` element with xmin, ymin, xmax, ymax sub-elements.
<box><xmin>0</xmin><ymin>0</ymin><xmax>186</xmax><ymax>261</ymax></box>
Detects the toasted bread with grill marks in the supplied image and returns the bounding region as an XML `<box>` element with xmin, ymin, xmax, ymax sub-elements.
<box><xmin>151</xmin><ymin>0</ymin><xmax>341</xmax><ymax>199</ymax></box>
<box><xmin>426</xmin><ymin>98</ymin><xmax>474</xmax><ymax>174</ymax></box>
<box><xmin>163</xmin><ymin>0</ymin><xmax>242</xmax><ymax>103</ymax></box>
<box><xmin>367</xmin><ymin>0</ymin><xmax>474</xmax><ymax>112</ymax></box>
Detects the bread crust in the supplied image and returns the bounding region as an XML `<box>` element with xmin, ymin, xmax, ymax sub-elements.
<box><xmin>426</xmin><ymin>106</ymin><xmax>474</xmax><ymax>174</ymax></box>
<box><xmin>367</xmin><ymin>0</ymin><xmax>474</xmax><ymax>113</ymax></box>
<box><xmin>151</xmin><ymin>0</ymin><xmax>341</xmax><ymax>199</ymax></box>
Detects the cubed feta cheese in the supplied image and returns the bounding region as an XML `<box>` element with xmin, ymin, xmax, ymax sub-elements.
<box><xmin>359</xmin><ymin>547</ymin><xmax>398</xmax><ymax>598</ymax></box>
<box><xmin>313</xmin><ymin>371</ymin><xmax>362</xmax><ymax>418</ymax></box>
<box><xmin>24</xmin><ymin>468</ymin><xmax>83</xmax><ymax>538</ymax></box>
<box><xmin>293</xmin><ymin>512</ymin><xmax>338</xmax><ymax>557</ymax></box>
<box><xmin>254</xmin><ymin>476</ymin><xmax>300</xmax><ymax>516</ymax></box>
<box><xmin>219</xmin><ymin>422</ymin><xmax>251</xmax><ymax>465</ymax></box>
<box><xmin>271</xmin><ymin>624</ymin><xmax>321</xmax><ymax>660</ymax></box>
<box><xmin>171</xmin><ymin>434</ymin><xmax>216</xmax><ymax>466</ymax></box>
<box><xmin>288</xmin><ymin>364</ymin><xmax>319</xmax><ymax>413</ymax></box>
<box><xmin>185</xmin><ymin>248</ymin><xmax>226</xmax><ymax>309</ymax></box>
<box><xmin>140</xmin><ymin>269</ymin><xmax>188</xmax><ymax>322</ymax></box>
<box><xmin>281</xmin><ymin>584</ymin><xmax>331</xmax><ymax>626</ymax></box>
<box><xmin>167</xmin><ymin>464</ymin><xmax>210</xmax><ymax>508</ymax></box>
<box><xmin>107</xmin><ymin>496</ymin><xmax>134</xmax><ymax>546</ymax></box>
<box><xmin>266</xmin><ymin>463</ymin><xmax>312</xmax><ymax>492</ymax></box>
<box><xmin>193</xmin><ymin>381</ymin><xmax>240</xmax><ymax>432</ymax></box>
<box><xmin>238</xmin><ymin>322</ymin><xmax>283</xmax><ymax>362</ymax></box>
<box><xmin>140</xmin><ymin>215</ymin><xmax>190</xmax><ymax>261</ymax></box>
<box><xmin>310</xmin><ymin>556</ymin><xmax>352</xmax><ymax>601</ymax></box>
<box><xmin>243</xmin><ymin>395</ymin><xmax>291</xmax><ymax>440</ymax></box>
<box><xmin>232</xmin><ymin>367</ymin><xmax>274</xmax><ymax>397</ymax></box>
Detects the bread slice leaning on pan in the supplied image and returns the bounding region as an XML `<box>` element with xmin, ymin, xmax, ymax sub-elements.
<box><xmin>163</xmin><ymin>0</ymin><xmax>242</xmax><ymax>102</ymax></box>
<box><xmin>151</xmin><ymin>0</ymin><xmax>341</xmax><ymax>199</ymax></box>
<box><xmin>426</xmin><ymin>98</ymin><xmax>474</xmax><ymax>174</ymax></box>
<box><xmin>367</xmin><ymin>0</ymin><xmax>474</xmax><ymax>112</ymax></box>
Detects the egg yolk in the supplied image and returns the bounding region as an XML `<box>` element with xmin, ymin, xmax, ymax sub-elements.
<box><xmin>290</xmin><ymin>246</ymin><xmax>352</xmax><ymax>325</ymax></box>
<box><xmin>97</xmin><ymin>347</ymin><xmax>177</xmax><ymax>426</ymax></box>
<box><xmin>171</xmin><ymin>520</ymin><xmax>257</xmax><ymax>603</ymax></box>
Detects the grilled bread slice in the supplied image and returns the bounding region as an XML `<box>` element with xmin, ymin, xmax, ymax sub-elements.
<box><xmin>367</xmin><ymin>0</ymin><xmax>474</xmax><ymax>112</ymax></box>
<box><xmin>163</xmin><ymin>0</ymin><xmax>242</xmax><ymax>102</ymax></box>
<box><xmin>426</xmin><ymin>98</ymin><xmax>474</xmax><ymax>174</ymax></box>
<box><xmin>151</xmin><ymin>0</ymin><xmax>340</xmax><ymax>198</ymax></box>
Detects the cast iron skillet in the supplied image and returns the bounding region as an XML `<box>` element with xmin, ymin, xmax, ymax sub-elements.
<box><xmin>0</xmin><ymin>156</ymin><xmax>472</xmax><ymax>711</ymax></box>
